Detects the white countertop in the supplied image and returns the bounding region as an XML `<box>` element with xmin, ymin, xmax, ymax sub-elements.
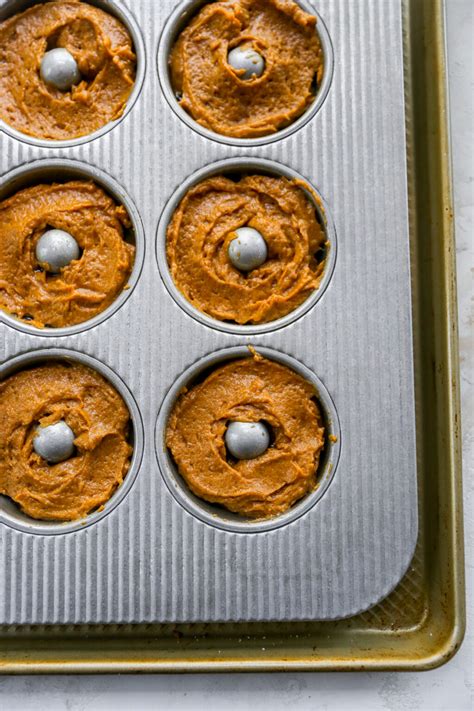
<box><xmin>0</xmin><ymin>1</ymin><xmax>472</xmax><ymax>708</ymax></box>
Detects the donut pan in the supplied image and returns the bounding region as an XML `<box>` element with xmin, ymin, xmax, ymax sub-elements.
<box><xmin>0</xmin><ymin>0</ymin><xmax>465</xmax><ymax>673</ymax></box>
<box><xmin>0</xmin><ymin>0</ymin><xmax>417</xmax><ymax>622</ymax></box>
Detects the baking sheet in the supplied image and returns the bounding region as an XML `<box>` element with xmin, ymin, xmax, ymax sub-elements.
<box><xmin>0</xmin><ymin>0</ymin><xmax>465</xmax><ymax>673</ymax></box>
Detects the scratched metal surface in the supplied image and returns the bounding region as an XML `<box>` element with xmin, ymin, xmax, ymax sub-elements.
<box><xmin>0</xmin><ymin>0</ymin><xmax>417</xmax><ymax>624</ymax></box>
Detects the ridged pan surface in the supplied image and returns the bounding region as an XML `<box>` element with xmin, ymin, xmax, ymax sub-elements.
<box><xmin>0</xmin><ymin>0</ymin><xmax>417</xmax><ymax>624</ymax></box>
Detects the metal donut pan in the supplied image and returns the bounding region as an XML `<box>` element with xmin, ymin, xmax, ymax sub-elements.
<box><xmin>0</xmin><ymin>0</ymin><xmax>465</xmax><ymax>673</ymax></box>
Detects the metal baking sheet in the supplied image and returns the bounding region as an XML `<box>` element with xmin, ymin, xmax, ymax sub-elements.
<box><xmin>0</xmin><ymin>0</ymin><xmax>418</xmax><ymax>626</ymax></box>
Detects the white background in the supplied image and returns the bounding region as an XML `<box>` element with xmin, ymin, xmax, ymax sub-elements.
<box><xmin>0</xmin><ymin>0</ymin><xmax>472</xmax><ymax>708</ymax></box>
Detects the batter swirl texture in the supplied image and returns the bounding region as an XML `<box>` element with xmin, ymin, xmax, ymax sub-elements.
<box><xmin>170</xmin><ymin>0</ymin><xmax>323</xmax><ymax>139</ymax></box>
<box><xmin>166</xmin><ymin>354</ymin><xmax>325</xmax><ymax>519</ymax></box>
<box><xmin>0</xmin><ymin>0</ymin><xmax>136</xmax><ymax>140</ymax></box>
<box><xmin>166</xmin><ymin>173</ymin><xmax>326</xmax><ymax>325</ymax></box>
<box><xmin>0</xmin><ymin>362</ymin><xmax>132</xmax><ymax>521</ymax></box>
<box><xmin>0</xmin><ymin>180</ymin><xmax>135</xmax><ymax>329</ymax></box>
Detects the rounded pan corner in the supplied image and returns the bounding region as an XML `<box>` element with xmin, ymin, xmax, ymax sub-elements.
<box><xmin>332</xmin><ymin>513</ymin><xmax>420</xmax><ymax>623</ymax></box>
<box><xmin>403</xmin><ymin>609</ymin><xmax>467</xmax><ymax>672</ymax></box>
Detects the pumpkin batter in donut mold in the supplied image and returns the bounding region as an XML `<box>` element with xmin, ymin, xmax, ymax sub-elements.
<box><xmin>0</xmin><ymin>361</ymin><xmax>132</xmax><ymax>521</ymax></box>
<box><xmin>166</xmin><ymin>173</ymin><xmax>326</xmax><ymax>325</ymax></box>
<box><xmin>166</xmin><ymin>353</ymin><xmax>325</xmax><ymax>519</ymax></box>
<box><xmin>0</xmin><ymin>180</ymin><xmax>135</xmax><ymax>329</ymax></box>
<box><xmin>0</xmin><ymin>0</ymin><xmax>136</xmax><ymax>140</ymax></box>
<box><xmin>170</xmin><ymin>0</ymin><xmax>323</xmax><ymax>139</ymax></box>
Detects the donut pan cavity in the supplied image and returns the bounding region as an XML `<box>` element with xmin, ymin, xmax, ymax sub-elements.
<box><xmin>155</xmin><ymin>346</ymin><xmax>341</xmax><ymax>534</ymax></box>
<box><xmin>0</xmin><ymin>158</ymin><xmax>145</xmax><ymax>337</ymax></box>
<box><xmin>157</xmin><ymin>0</ymin><xmax>334</xmax><ymax>147</ymax></box>
<box><xmin>0</xmin><ymin>0</ymin><xmax>146</xmax><ymax>149</ymax></box>
<box><xmin>0</xmin><ymin>349</ymin><xmax>144</xmax><ymax>536</ymax></box>
<box><xmin>156</xmin><ymin>157</ymin><xmax>337</xmax><ymax>335</ymax></box>
<box><xmin>0</xmin><ymin>0</ymin><xmax>417</xmax><ymax>624</ymax></box>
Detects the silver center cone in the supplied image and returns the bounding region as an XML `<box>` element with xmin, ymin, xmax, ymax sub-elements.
<box><xmin>33</xmin><ymin>421</ymin><xmax>76</xmax><ymax>464</ymax></box>
<box><xmin>227</xmin><ymin>45</ymin><xmax>265</xmax><ymax>80</ymax></box>
<box><xmin>36</xmin><ymin>229</ymin><xmax>80</xmax><ymax>273</ymax></box>
<box><xmin>227</xmin><ymin>227</ymin><xmax>268</xmax><ymax>272</ymax></box>
<box><xmin>225</xmin><ymin>421</ymin><xmax>270</xmax><ymax>460</ymax></box>
<box><xmin>40</xmin><ymin>48</ymin><xmax>81</xmax><ymax>91</ymax></box>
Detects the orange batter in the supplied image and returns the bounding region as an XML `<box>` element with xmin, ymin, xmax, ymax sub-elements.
<box><xmin>166</xmin><ymin>354</ymin><xmax>325</xmax><ymax>518</ymax></box>
<box><xmin>0</xmin><ymin>180</ymin><xmax>135</xmax><ymax>328</ymax></box>
<box><xmin>170</xmin><ymin>0</ymin><xmax>323</xmax><ymax>138</ymax></box>
<box><xmin>0</xmin><ymin>0</ymin><xmax>136</xmax><ymax>140</ymax></box>
<box><xmin>0</xmin><ymin>361</ymin><xmax>132</xmax><ymax>521</ymax></box>
<box><xmin>167</xmin><ymin>173</ymin><xmax>326</xmax><ymax>324</ymax></box>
